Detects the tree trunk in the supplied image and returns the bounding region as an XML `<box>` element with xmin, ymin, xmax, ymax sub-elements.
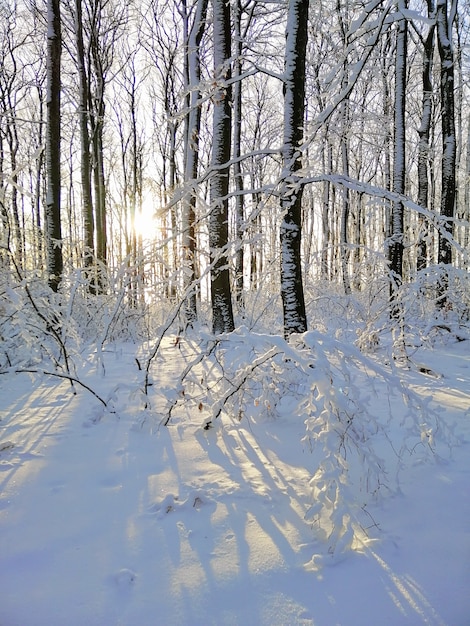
<box><xmin>321</xmin><ymin>137</ymin><xmax>332</xmax><ymax>280</ymax></box>
<box><xmin>233</xmin><ymin>0</ymin><xmax>244</xmax><ymax>307</ymax></box>
<box><xmin>417</xmin><ymin>1</ymin><xmax>435</xmax><ymax>272</ymax></box>
<box><xmin>280</xmin><ymin>0</ymin><xmax>309</xmax><ymax>337</ymax></box>
<box><xmin>464</xmin><ymin>115</ymin><xmax>470</xmax><ymax>267</ymax></box>
<box><xmin>209</xmin><ymin>0</ymin><xmax>235</xmax><ymax>335</ymax></box>
<box><xmin>74</xmin><ymin>0</ymin><xmax>94</xmax><ymax>270</ymax></box>
<box><xmin>92</xmin><ymin>99</ymin><xmax>107</xmax><ymax>270</ymax></box>
<box><xmin>389</xmin><ymin>0</ymin><xmax>407</xmax><ymax>305</ymax></box>
<box><xmin>436</xmin><ymin>0</ymin><xmax>456</xmax><ymax>274</ymax></box>
<box><xmin>182</xmin><ymin>0</ymin><xmax>208</xmax><ymax>324</ymax></box>
<box><xmin>45</xmin><ymin>0</ymin><xmax>63</xmax><ymax>292</ymax></box>
<box><xmin>337</xmin><ymin>0</ymin><xmax>351</xmax><ymax>295</ymax></box>
<box><xmin>7</xmin><ymin>125</ymin><xmax>23</xmax><ymax>269</ymax></box>
<box><xmin>89</xmin><ymin>11</ymin><xmax>108</xmax><ymax>282</ymax></box>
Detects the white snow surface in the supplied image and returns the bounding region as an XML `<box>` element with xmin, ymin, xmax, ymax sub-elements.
<box><xmin>1</xmin><ymin>336</ymin><xmax>469</xmax><ymax>626</ymax></box>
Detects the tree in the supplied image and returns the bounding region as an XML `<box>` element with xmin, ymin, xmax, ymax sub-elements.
<box><xmin>182</xmin><ymin>0</ymin><xmax>209</xmax><ymax>323</ymax></box>
<box><xmin>436</xmin><ymin>0</ymin><xmax>456</xmax><ymax>275</ymax></box>
<box><xmin>209</xmin><ymin>0</ymin><xmax>235</xmax><ymax>335</ymax></box>
<box><xmin>74</xmin><ymin>0</ymin><xmax>94</xmax><ymax>270</ymax></box>
<box><xmin>232</xmin><ymin>0</ymin><xmax>245</xmax><ymax>307</ymax></box>
<box><xmin>0</xmin><ymin>4</ymin><xmax>26</xmax><ymax>271</ymax></box>
<box><xmin>74</xmin><ymin>0</ymin><xmax>125</xmax><ymax>282</ymax></box>
<box><xmin>337</xmin><ymin>0</ymin><xmax>351</xmax><ymax>295</ymax></box>
<box><xmin>389</xmin><ymin>0</ymin><xmax>407</xmax><ymax>307</ymax></box>
<box><xmin>45</xmin><ymin>0</ymin><xmax>64</xmax><ymax>292</ymax></box>
<box><xmin>112</xmin><ymin>49</ymin><xmax>146</xmax><ymax>307</ymax></box>
<box><xmin>417</xmin><ymin>0</ymin><xmax>435</xmax><ymax>272</ymax></box>
<box><xmin>88</xmin><ymin>0</ymin><xmax>108</xmax><ymax>272</ymax></box>
<box><xmin>280</xmin><ymin>0</ymin><xmax>309</xmax><ymax>337</ymax></box>
<box><xmin>141</xmin><ymin>1</ymin><xmax>182</xmax><ymax>301</ymax></box>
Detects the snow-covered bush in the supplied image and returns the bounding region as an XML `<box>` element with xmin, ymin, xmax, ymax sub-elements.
<box><xmin>397</xmin><ymin>265</ymin><xmax>470</xmax><ymax>346</ymax></box>
<box><xmin>0</xmin><ymin>262</ymin><xmax>152</xmax><ymax>374</ymax></box>
<box><xmin>143</xmin><ymin>323</ymin><xmax>456</xmax><ymax>563</ymax></box>
<box><xmin>0</xmin><ymin>269</ymin><xmax>72</xmax><ymax>370</ymax></box>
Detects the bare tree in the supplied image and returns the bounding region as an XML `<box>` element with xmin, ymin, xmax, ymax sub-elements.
<box><xmin>45</xmin><ymin>0</ymin><xmax>63</xmax><ymax>292</ymax></box>
<box><xmin>74</xmin><ymin>0</ymin><xmax>94</xmax><ymax>270</ymax></box>
<box><xmin>417</xmin><ymin>0</ymin><xmax>435</xmax><ymax>272</ymax></box>
<box><xmin>0</xmin><ymin>5</ymin><xmax>27</xmax><ymax>270</ymax></box>
<box><xmin>280</xmin><ymin>0</ymin><xmax>309</xmax><ymax>337</ymax></box>
<box><xmin>232</xmin><ymin>0</ymin><xmax>245</xmax><ymax>307</ymax></box>
<box><xmin>389</xmin><ymin>0</ymin><xmax>407</xmax><ymax>308</ymax></box>
<box><xmin>182</xmin><ymin>0</ymin><xmax>209</xmax><ymax>323</ymax></box>
<box><xmin>112</xmin><ymin>50</ymin><xmax>146</xmax><ymax>307</ymax></box>
<box><xmin>209</xmin><ymin>0</ymin><xmax>235</xmax><ymax>334</ymax></box>
<box><xmin>337</xmin><ymin>0</ymin><xmax>351</xmax><ymax>295</ymax></box>
<box><xmin>76</xmin><ymin>0</ymin><xmax>126</xmax><ymax>282</ymax></box>
<box><xmin>436</xmin><ymin>0</ymin><xmax>456</xmax><ymax>275</ymax></box>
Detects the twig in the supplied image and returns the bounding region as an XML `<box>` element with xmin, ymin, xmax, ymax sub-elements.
<box><xmin>13</xmin><ymin>368</ymin><xmax>107</xmax><ymax>407</ymax></box>
<box><xmin>204</xmin><ymin>347</ymin><xmax>282</xmax><ymax>429</ymax></box>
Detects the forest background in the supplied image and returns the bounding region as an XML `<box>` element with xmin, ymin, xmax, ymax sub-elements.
<box><xmin>1</xmin><ymin>0</ymin><xmax>469</xmax><ymax>334</ymax></box>
<box><xmin>1</xmin><ymin>0</ymin><xmax>470</xmax><ymax>570</ymax></box>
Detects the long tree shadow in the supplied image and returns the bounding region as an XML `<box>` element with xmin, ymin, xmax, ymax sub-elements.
<box><xmin>0</xmin><ymin>375</ymin><xmax>77</xmax><ymax>498</ymax></box>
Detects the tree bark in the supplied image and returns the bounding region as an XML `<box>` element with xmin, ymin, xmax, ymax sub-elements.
<box><xmin>74</xmin><ymin>0</ymin><xmax>95</xmax><ymax>270</ymax></box>
<box><xmin>389</xmin><ymin>0</ymin><xmax>407</xmax><ymax>305</ymax></box>
<box><xmin>233</xmin><ymin>0</ymin><xmax>244</xmax><ymax>307</ymax></box>
<box><xmin>417</xmin><ymin>0</ymin><xmax>435</xmax><ymax>272</ymax></box>
<box><xmin>436</xmin><ymin>0</ymin><xmax>456</xmax><ymax>271</ymax></box>
<box><xmin>280</xmin><ymin>0</ymin><xmax>309</xmax><ymax>337</ymax></box>
<box><xmin>182</xmin><ymin>0</ymin><xmax>208</xmax><ymax>324</ymax></box>
<box><xmin>209</xmin><ymin>0</ymin><xmax>235</xmax><ymax>335</ymax></box>
<box><xmin>337</xmin><ymin>0</ymin><xmax>351</xmax><ymax>295</ymax></box>
<box><xmin>45</xmin><ymin>0</ymin><xmax>63</xmax><ymax>292</ymax></box>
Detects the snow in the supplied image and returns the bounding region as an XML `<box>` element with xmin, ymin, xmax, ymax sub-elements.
<box><xmin>1</xmin><ymin>332</ymin><xmax>469</xmax><ymax>626</ymax></box>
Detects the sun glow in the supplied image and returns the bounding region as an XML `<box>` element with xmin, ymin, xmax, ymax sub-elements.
<box><xmin>133</xmin><ymin>195</ymin><xmax>159</xmax><ymax>241</ymax></box>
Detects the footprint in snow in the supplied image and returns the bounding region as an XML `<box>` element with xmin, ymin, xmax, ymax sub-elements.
<box><xmin>147</xmin><ymin>491</ymin><xmax>213</xmax><ymax>518</ymax></box>
<box><xmin>111</xmin><ymin>568</ymin><xmax>137</xmax><ymax>589</ymax></box>
<box><xmin>0</xmin><ymin>441</ymin><xmax>15</xmax><ymax>454</ymax></box>
<box><xmin>147</xmin><ymin>493</ymin><xmax>179</xmax><ymax>518</ymax></box>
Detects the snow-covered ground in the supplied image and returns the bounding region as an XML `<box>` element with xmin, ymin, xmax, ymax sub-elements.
<box><xmin>1</xmin><ymin>333</ymin><xmax>469</xmax><ymax>626</ymax></box>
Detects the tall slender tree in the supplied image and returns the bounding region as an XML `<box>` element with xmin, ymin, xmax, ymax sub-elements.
<box><xmin>74</xmin><ymin>0</ymin><xmax>94</xmax><ymax>270</ymax></box>
<box><xmin>84</xmin><ymin>0</ymin><xmax>125</xmax><ymax>280</ymax></box>
<box><xmin>209</xmin><ymin>0</ymin><xmax>235</xmax><ymax>335</ymax></box>
<box><xmin>232</xmin><ymin>0</ymin><xmax>245</xmax><ymax>307</ymax></box>
<box><xmin>0</xmin><ymin>7</ymin><xmax>23</xmax><ymax>269</ymax></box>
<box><xmin>337</xmin><ymin>0</ymin><xmax>351</xmax><ymax>295</ymax></box>
<box><xmin>389</xmin><ymin>0</ymin><xmax>407</xmax><ymax>307</ymax></box>
<box><xmin>417</xmin><ymin>0</ymin><xmax>435</xmax><ymax>272</ymax></box>
<box><xmin>45</xmin><ymin>0</ymin><xmax>63</xmax><ymax>292</ymax></box>
<box><xmin>182</xmin><ymin>0</ymin><xmax>209</xmax><ymax>323</ymax></box>
<box><xmin>436</xmin><ymin>0</ymin><xmax>456</xmax><ymax>275</ymax></box>
<box><xmin>280</xmin><ymin>0</ymin><xmax>309</xmax><ymax>337</ymax></box>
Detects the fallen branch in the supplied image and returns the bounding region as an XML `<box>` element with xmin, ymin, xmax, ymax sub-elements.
<box><xmin>12</xmin><ymin>369</ymin><xmax>107</xmax><ymax>407</ymax></box>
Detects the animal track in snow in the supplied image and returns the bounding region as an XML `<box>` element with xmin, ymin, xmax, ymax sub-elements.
<box><xmin>147</xmin><ymin>490</ymin><xmax>214</xmax><ymax>519</ymax></box>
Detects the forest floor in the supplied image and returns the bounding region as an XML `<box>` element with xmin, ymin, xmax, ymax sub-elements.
<box><xmin>0</xmin><ymin>333</ymin><xmax>469</xmax><ymax>625</ymax></box>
